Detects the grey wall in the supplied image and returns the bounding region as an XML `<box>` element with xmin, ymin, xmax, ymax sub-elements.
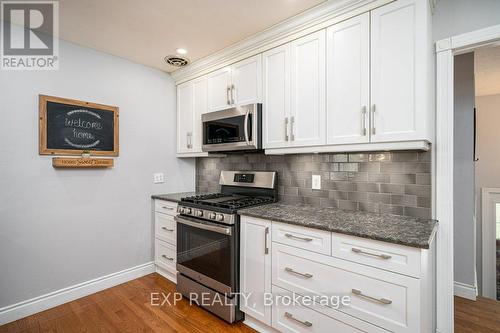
<box><xmin>453</xmin><ymin>53</ymin><xmax>476</xmax><ymax>288</ymax></box>
<box><xmin>197</xmin><ymin>151</ymin><xmax>432</xmax><ymax>218</ymax></box>
<box><xmin>0</xmin><ymin>38</ymin><xmax>195</xmax><ymax>307</ymax></box>
<box><xmin>475</xmin><ymin>93</ymin><xmax>500</xmax><ymax>295</ymax></box>
<box><xmin>433</xmin><ymin>0</ymin><xmax>500</xmax><ymax>41</ymax></box>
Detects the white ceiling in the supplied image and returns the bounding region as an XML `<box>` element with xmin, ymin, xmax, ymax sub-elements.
<box><xmin>57</xmin><ymin>0</ymin><xmax>326</xmax><ymax>73</ymax></box>
<box><xmin>475</xmin><ymin>45</ymin><xmax>500</xmax><ymax>96</ymax></box>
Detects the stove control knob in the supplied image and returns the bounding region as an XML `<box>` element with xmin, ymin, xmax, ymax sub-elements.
<box><xmin>216</xmin><ymin>214</ymin><xmax>224</xmax><ymax>222</ymax></box>
<box><xmin>209</xmin><ymin>212</ymin><xmax>216</xmax><ymax>220</ymax></box>
<box><xmin>178</xmin><ymin>207</ymin><xmax>184</xmax><ymax>214</ymax></box>
<box><xmin>185</xmin><ymin>208</ymin><xmax>192</xmax><ymax>214</ymax></box>
<box><xmin>196</xmin><ymin>210</ymin><xmax>203</xmax><ymax>217</ymax></box>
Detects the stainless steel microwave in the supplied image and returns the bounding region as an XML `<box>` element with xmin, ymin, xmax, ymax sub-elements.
<box><xmin>202</xmin><ymin>103</ymin><xmax>262</xmax><ymax>152</ymax></box>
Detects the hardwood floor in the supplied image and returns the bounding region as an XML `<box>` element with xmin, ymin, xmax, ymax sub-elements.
<box><xmin>455</xmin><ymin>296</ymin><xmax>500</xmax><ymax>333</ymax></box>
<box><xmin>0</xmin><ymin>273</ymin><xmax>255</xmax><ymax>333</ymax></box>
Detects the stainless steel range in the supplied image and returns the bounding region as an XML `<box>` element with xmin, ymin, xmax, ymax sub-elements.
<box><xmin>175</xmin><ymin>171</ymin><xmax>277</xmax><ymax>323</ymax></box>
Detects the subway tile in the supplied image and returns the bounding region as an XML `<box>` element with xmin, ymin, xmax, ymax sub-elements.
<box><xmin>348</xmin><ymin>153</ymin><xmax>369</xmax><ymax>162</ymax></box>
<box><xmin>348</xmin><ymin>172</ymin><xmax>368</xmax><ymax>182</ymax></box>
<box><xmin>359</xmin><ymin>202</ymin><xmax>380</xmax><ymax>213</ymax></box>
<box><xmin>379</xmin><ymin>204</ymin><xmax>404</xmax><ymax>215</ymax></box>
<box><xmin>417</xmin><ymin>196</ymin><xmax>431</xmax><ymax>208</ymax></box>
<box><xmin>358</xmin><ymin>162</ymin><xmax>380</xmax><ymax>173</ymax></box>
<box><xmin>369</xmin><ymin>152</ymin><xmax>391</xmax><ymax>162</ymax></box>
<box><xmin>303</xmin><ymin>196</ymin><xmax>321</xmax><ymax>206</ymax></box>
<box><xmin>339</xmin><ymin>163</ymin><xmax>359</xmax><ymax>172</ymax></box>
<box><xmin>331</xmin><ymin>154</ymin><xmax>348</xmax><ymax>162</ymax></box>
<box><xmin>391</xmin><ymin>152</ymin><xmax>418</xmax><ymax>162</ymax></box>
<box><xmin>404</xmin><ymin>206</ymin><xmax>431</xmax><ymax>219</ymax></box>
<box><xmin>390</xmin><ymin>174</ymin><xmax>417</xmax><ymax>184</ymax></box>
<box><xmin>284</xmin><ymin>187</ymin><xmax>299</xmax><ymax>196</ymax></box>
<box><xmin>279</xmin><ymin>195</ymin><xmax>304</xmax><ymax>205</ymax></box>
<box><xmin>380</xmin><ymin>162</ymin><xmax>406</xmax><ymax>174</ymax></box>
<box><xmin>405</xmin><ymin>162</ymin><xmax>431</xmax><ymax>173</ymax></box>
<box><xmin>380</xmin><ymin>183</ymin><xmax>405</xmax><ymax>194</ymax></box>
<box><xmin>339</xmin><ymin>200</ymin><xmax>359</xmax><ymax>211</ymax></box>
<box><xmin>404</xmin><ymin>184</ymin><xmax>432</xmax><ymax>197</ymax></box>
<box><xmin>368</xmin><ymin>173</ymin><xmax>390</xmax><ymax>183</ymax></box>
<box><xmin>330</xmin><ymin>172</ymin><xmax>348</xmax><ymax>181</ymax></box>
<box><xmin>329</xmin><ymin>191</ymin><xmax>348</xmax><ymax>200</ymax></box>
<box><xmin>348</xmin><ymin>191</ymin><xmax>368</xmax><ymax>202</ymax></box>
<box><xmin>367</xmin><ymin>192</ymin><xmax>391</xmax><ymax>204</ymax></box>
<box><xmin>355</xmin><ymin>182</ymin><xmax>379</xmax><ymax>193</ymax></box>
<box><xmin>416</xmin><ymin>173</ymin><xmax>431</xmax><ymax>185</ymax></box>
<box><xmin>313</xmin><ymin>154</ymin><xmax>330</xmax><ymax>162</ymax></box>
<box><xmin>331</xmin><ymin>181</ymin><xmax>356</xmax><ymax>192</ymax></box>
<box><xmin>418</xmin><ymin>151</ymin><xmax>431</xmax><ymax>162</ymax></box>
<box><xmin>391</xmin><ymin>194</ymin><xmax>417</xmax><ymax>206</ymax></box>
<box><xmin>320</xmin><ymin>198</ymin><xmax>339</xmax><ymax>208</ymax></box>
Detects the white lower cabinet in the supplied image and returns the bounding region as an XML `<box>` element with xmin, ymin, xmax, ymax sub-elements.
<box><xmin>240</xmin><ymin>216</ymin><xmax>435</xmax><ymax>333</ymax></box>
<box><xmin>154</xmin><ymin>200</ymin><xmax>178</xmax><ymax>283</ymax></box>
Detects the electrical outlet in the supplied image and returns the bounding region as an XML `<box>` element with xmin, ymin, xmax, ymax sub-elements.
<box><xmin>153</xmin><ymin>173</ymin><xmax>164</xmax><ymax>184</ymax></box>
<box><xmin>312</xmin><ymin>175</ymin><xmax>321</xmax><ymax>190</ymax></box>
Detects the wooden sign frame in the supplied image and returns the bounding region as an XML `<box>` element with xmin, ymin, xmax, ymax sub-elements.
<box><xmin>39</xmin><ymin>95</ymin><xmax>119</xmax><ymax>156</ymax></box>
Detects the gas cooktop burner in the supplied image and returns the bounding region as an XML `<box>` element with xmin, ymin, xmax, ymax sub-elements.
<box><xmin>181</xmin><ymin>193</ymin><xmax>274</xmax><ymax>210</ymax></box>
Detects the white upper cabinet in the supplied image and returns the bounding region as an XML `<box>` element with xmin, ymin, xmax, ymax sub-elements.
<box><xmin>207</xmin><ymin>55</ymin><xmax>262</xmax><ymax>112</ymax></box>
<box><xmin>192</xmin><ymin>77</ymin><xmax>207</xmax><ymax>152</ymax></box>
<box><xmin>370</xmin><ymin>0</ymin><xmax>429</xmax><ymax>143</ymax></box>
<box><xmin>177</xmin><ymin>81</ymin><xmax>194</xmax><ymax>154</ymax></box>
<box><xmin>207</xmin><ymin>67</ymin><xmax>232</xmax><ymax>112</ymax></box>
<box><xmin>290</xmin><ymin>30</ymin><xmax>326</xmax><ymax>147</ymax></box>
<box><xmin>263</xmin><ymin>44</ymin><xmax>291</xmax><ymax>149</ymax></box>
<box><xmin>326</xmin><ymin>13</ymin><xmax>370</xmax><ymax>145</ymax></box>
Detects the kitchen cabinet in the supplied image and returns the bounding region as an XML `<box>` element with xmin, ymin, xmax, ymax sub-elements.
<box><xmin>240</xmin><ymin>216</ymin><xmax>272</xmax><ymax>325</ymax></box>
<box><xmin>326</xmin><ymin>13</ymin><xmax>370</xmax><ymax>145</ymax></box>
<box><xmin>154</xmin><ymin>200</ymin><xmax>178</xmax><ymax>283</ymax></box>
<box><xmin>370</xmin><ymin>0</ymin><xmax>429</xmax><ymax>143</ymax></box>
<box><xmin>207</xmin><ymin>54</ymin><xmax>262</xmax><ymax>112</ymax></box>
<box><xmin>263</xmin><ymin>31</ymin><xmax>326</xmax><ymax>149</ymax></box>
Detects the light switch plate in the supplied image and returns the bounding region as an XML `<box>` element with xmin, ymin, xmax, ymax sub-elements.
<box><xmin>312</xmin><ymin>175</ymin><xmax>321</xmax><ymax>190</ymax></box>
<box><xmin>153</xmin><ymin>173</ymin><xmax>164</xmax><ymax>184</ymax></box>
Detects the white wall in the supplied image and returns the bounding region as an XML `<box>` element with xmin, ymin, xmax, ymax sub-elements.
<box><xmin>475</xmin><ymin>93</ymin><xmax>500</xmax><ymax>294</ymax></box>
<box><xmin>453</xmin><ymin>53</ymin><xmax>476</xmax><ymax>289</ymax></box>
<box><xmin>433</xmin><ymin>0</ymin><xmax>500</xmax><ymax>41</ymax></box>
<box><xmin>0</xmin><ymin>37</ymin><xmax>195</xmax><ymax>308</ymax></box>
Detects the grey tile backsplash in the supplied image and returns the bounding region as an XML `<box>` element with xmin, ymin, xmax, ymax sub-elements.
<box><xmin>196</xmin><ymin>151</ymin><xmax>432</xmax><ymax>219</ymax></box>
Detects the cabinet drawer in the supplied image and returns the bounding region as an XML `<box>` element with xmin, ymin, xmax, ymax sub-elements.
<box><xmin>272</xmin><ymin>222</ymin><xmax>331</xmax><ymax>255</ymax></box>
<box><xmin>154</xmin><ymin>200</ymin><xmax>177</xmax><ymax>216</ymax></box>
<box><xmin>272</xmin><ymin>243</ymin><xmax>420</xmax><ymax>333</ymax></box>
<box><xmin>155</xmin><ymin>212</ymin><xmax>176</xmax><ymax>245</ymax></box>
<box><xmin>331</xmin><ymin>233</ymin><xmax>421</xmax><ymax>277</ymax></box>
<box><xmin>155</xmin><ymin>239</ymin><xmax>176</xmax><ymax>274</ymax></box>
<box><xmin>272</xmin><ymin>285</ymin><xmax>386</xmax><ymax>333</ymax></box>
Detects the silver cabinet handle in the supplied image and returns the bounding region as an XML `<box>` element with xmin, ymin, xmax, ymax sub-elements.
<box><xmin>290</xmin><ymin>116</ymin><xmax>295</xmax><ymax>141</ymax></box>
<box><xmin>285</xmin><ymin>117</ymin><xmax>289</xmax><ymax>141</ymax></box>
<box><xmin>186</xmin><ymin>132</ymin><xmax>192</xmax><ymax>149</ymax></box>
<box><xmin>351</xmin><ymin>247</ymin><xmax>391</xmax><ymax>259</ymax></box>
<box><xmin>264</xmin><ymin>227</ymin><xmax>269</xmax><ymax>255</ymax></box>
<box><xmin>244</xmin><ymin>107</ymin><xmax>250</xmax><ymax>145</ymax></box>
<box><xmin>361</xmin><ymin>106</ymin><xmax>367</xmax><ymax>136</ymax></box>
<box><xmin>285</xmin><ymin>267</ymin><xmax>313</xmax><ymax>278</ymax></box>
<box><xmin>231</xmin><ymin>84</ymin><xmax>235</xmax><ymax>104</ymax></box>
<box><xmin>226</xmin><ymin>86</ymin><xmax>231</xmax><ymax>105</ymax></box>
<box><xmin>162</xmin><ymin>206</ymin><xmax>175</xmax><ymax>210</ymax></box>
<box><xmin>161</xmin><ymin>254</ymin><xmax>174</xmax><ymax>261</ymax></box>
<box><xmin>284</xmin><ymin>233</ymin><xmax>312</xmax><ymax>242</ymax></box>
<box><xmin>352</xmin><ymin>288</ymin><xmax>392</xmax><ymax>305</ymax></box>
<box><xmin>284</xmin><ymin>312</ymin><xmax>312</xmax><ymax>327</ymax></box>
<box><xmin>371</xmin><ymin>104</ymin><xmax>376</xmax><ymax>135</ymax></box>
<box><xmin>161</xmin><ymin>227</ymin><xmax>174</xmax><ymax>232</ymax></box>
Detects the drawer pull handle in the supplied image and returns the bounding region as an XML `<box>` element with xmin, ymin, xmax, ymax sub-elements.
<box><xmin>284</xmin><ymin>312</ymin><xmax>312</xmax><ymax>327</ymax></box>
<box><xmin>161</xmin><ymin>255</ymin><xmax>174</xmax><ymax>261</ymax></box>
<box><xmin>285</xmin><ymin>233</ymin><xmax>313</xmax><ymax>242</ymax></box>
<box><xmin>264</xmin><ymin>227</ymin><xmax>269</xmax><ymax>255</ymax></box>
<box><xmin>351</xmin><ymin>248</ymin><xmax>391</xmax><ymax>259</ymax></box>
<box><xmin>162</xmin><ymin>206</ymin><xmax>175</xmax><ymax>210</ymax></box>
<box><xmin>351</xmin><ymin>289</ymin><xmax>392</xmax><ymax>305</ymax></box>
<box><xmin>161</xmin><ymin>227</ymin><xmax>174</xmax><ymax>232</ymax></box>
<box><xmin>285</xmin><ymin>267</ymin><xmax>313</xmax><ymax>278</ymax></box>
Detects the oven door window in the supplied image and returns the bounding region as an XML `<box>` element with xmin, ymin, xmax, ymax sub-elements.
<box><xmin>204</xmin><ymin>115</ymin><xmax>252</xmax><ymax>145</ymax></box>
<box><xmin>177</xmin><ymin>220</ymin><xmax>234</xmax><ymax>288</ymax></box>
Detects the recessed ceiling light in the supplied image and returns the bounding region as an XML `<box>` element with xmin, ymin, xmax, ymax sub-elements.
<box><xmin>176</xmin><ymin>48</ymin><xmax>187</xmax><ymax>55</ymax></box>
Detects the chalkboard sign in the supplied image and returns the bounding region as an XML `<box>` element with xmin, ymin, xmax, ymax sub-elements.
<box><xmin>39</xmin><ymin>95</ymin><xmax>119</xmax><ymax>156</ymax></box>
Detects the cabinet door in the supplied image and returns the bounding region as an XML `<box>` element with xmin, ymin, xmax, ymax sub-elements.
<box><xmin>192</xmin><ymin>76</ymin><xmax>207</xmax><ymax>152</ymax></box>
<box><xmin>262</xmin><ymin>44</ymin><xmax>291</xmax><ymax>149</ymax></box>
<box><xmin>240</xmin><ymin>216</ymin><xmax>272</xmax><ymax>325</ymax></box>
<box><xmin>290</xmin><ymin>30</ymin><xmax>326</xmax><ymax>147</ymax></box>
<box><xmin>177</xmin><ymin>81</ymin><xmax>193</xmax><ymax>153</ymax></box>
<box><xmin>326</xmin><ymin>13</ymin><xmax>370</xmax><ymax>145</ymax></box>
<box><xmin>371</xmin><ymin>0</ymin><xmax>420</xmax><ymax>142</ymax></box>
<box><xmin>231</xmin><ymin>54</ymin><xmax>262</xmax><ymax>106</ymax></box>
<box><xmin>207</xmin><ymin>67</ymin><xmax>232</xmax><ymax>112</ymax></box>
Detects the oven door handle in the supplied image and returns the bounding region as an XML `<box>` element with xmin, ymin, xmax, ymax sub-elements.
<box><xmin>244</xmin><ymin>107</ymin><xmax>250</xmax><ymax>145</ymax></box>
<box><xmin>174</xmin><ymin>216</ymin><xmax>232</xmax><ymax>236</ymax></box>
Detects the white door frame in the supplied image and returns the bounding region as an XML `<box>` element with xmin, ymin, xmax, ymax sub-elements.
<box><xmin>435</xmin><ymin>24</ymin><xmax>500</xmax><ymax>333</ymax></box>
<box><xmin>481</xmin><ymin>188</ymin><xmax>500</xmax><ymax>299</ymax></box>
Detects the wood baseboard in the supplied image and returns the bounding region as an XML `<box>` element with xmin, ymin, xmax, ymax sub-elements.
<box><xmin>0</xmin><ymin>262</ymin><xmax>155</xmax><ymax>325</ymax></box>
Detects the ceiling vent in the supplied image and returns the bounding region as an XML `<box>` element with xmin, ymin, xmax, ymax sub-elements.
<box><xmin>164</xmin><ymin>55</ymin><xmax>189</xmax><ymax>67</ymax></box>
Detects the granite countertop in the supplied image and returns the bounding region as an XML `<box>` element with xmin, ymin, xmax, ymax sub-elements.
<box><xmin>238</xmin><ymin>203</ymin><xmax>437</xmax><ymax>249</ymax></box>
<box><xmin>151</xmin><ymin>192</ymin><xmax>197</xmax><ymax>203</ymax></box>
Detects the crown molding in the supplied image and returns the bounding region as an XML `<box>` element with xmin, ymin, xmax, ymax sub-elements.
<box><xmin>171</xmin><ymin>0</ymin><xmax>392</xmax><ymax>84</ymax></box>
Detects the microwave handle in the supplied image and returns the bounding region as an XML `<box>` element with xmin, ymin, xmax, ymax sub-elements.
<box><xmin>244</xmin><ymin>108</ymin><xmax>250</xmax><ymax>145</ymax></box>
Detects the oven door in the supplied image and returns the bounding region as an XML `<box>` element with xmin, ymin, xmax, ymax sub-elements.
<box><xmin>202</xmin><ymin>103</ymin><xmax>261</xmax><ymax>152</ymax></box>
<box><xmin>175</xmin><ymin>215</ymin><xmax>236</xmax><ymax>294</ymax></box>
